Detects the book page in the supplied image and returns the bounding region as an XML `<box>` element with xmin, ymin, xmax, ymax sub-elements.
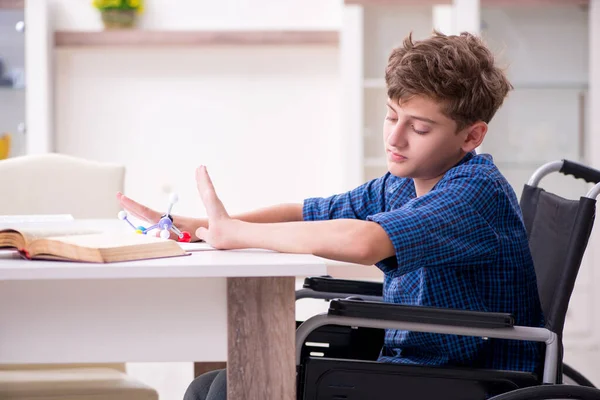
<box><xmin>46</xmin><ymin>232</ymin><xmax>172</xmax><ymax>249</ymax></box>
<box><xmin>0</xmin><ymin>217</ymin><xmax>106</xmax><ymax>243</ymax></box>
<box><xmin>0</xmin><ymin>227</ymin><xmax>103</xmax><ymax>242</ymax></box>
<box><xmin>29</xmin><ymin>232</ymin><xmax>186</xmax><ymax>263</ymax></box>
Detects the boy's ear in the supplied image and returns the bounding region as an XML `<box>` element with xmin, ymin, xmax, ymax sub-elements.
<box><xmin>461</xmin><ymin>121</ymin><xmax>488</xmax><ymax>152</ymax></box>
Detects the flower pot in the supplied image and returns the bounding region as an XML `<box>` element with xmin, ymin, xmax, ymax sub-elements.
<box><xmin>101</xmin><ymin>9</ymin><xmax>136</xmax><ymax>29</ymax></box>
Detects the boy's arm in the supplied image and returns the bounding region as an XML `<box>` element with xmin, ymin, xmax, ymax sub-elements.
<box><xmin>225</xmin><ymin>219</ymin><xmax>395</xmax><ymax>265</ymax></box>
<box><xmin>231</xmin><ymin>203</ymin><xmax>303</xmax><ymax>223</ymax></box>
<box><xmin>195</xmin><ymin>166</ymin><xmax>395</xmax><ymax>265</ymax></box>
<box><xmin>117</xmin><ymin>192</ymin><xmax>303</xmax><ymax>241</ymax></box>
<box><xmin>119</xmin><ymin>169</ymin><xmax>387</xmax><ymax>242</ymax></box>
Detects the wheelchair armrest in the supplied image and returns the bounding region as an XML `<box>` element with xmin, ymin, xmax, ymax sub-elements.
<box><xmin>298</xmin><ymin>300</ymin><xmax>558</xmax><ymax>383</ymax></box>
<box><xmin>328</xmin><ymin>299</ymin><xmax>515</xmax><ymax>329</ymax></box>
<box><xmin>302</xmin><ymin>276</ymin><xmax>383</xmax><ymax>296</ymax></box>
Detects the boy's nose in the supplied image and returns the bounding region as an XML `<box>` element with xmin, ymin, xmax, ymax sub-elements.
<box><xmin>387</xmin><ymin>126</ymin><xmax>408</xmax><ymax>148</ymax></box>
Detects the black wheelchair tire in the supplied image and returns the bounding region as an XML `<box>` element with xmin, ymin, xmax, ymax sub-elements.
<box><xmin>489</xmin><ymin>385</ymin><xmax>600</xmax><ymax>400</ymax></box>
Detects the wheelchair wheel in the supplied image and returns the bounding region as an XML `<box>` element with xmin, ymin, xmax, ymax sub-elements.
<box><xmin>489</xmin><ymin>385</ymin><xmax>600</xmax><ymax>400</ymax></box>
<box><xmin>563</xmin><ymin>363</ymin><xmax>597</xmax><ymax>388</ymax></box>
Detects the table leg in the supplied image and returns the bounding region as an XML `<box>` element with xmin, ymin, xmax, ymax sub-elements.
<box><xmin>227</xmin><ymin>276</ymin><xmax>295</xmax><ymax>400</ymax></box>
<box><xmin>193</xmin><ymin>361</ymin><xmax>227</xmax><ymax>378</ymax></box>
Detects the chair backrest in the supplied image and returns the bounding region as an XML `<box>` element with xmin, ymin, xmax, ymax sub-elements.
<box><xmin>519</xmin><ymin>161</ymin><xmax>600</xmax><ymax>384</ymax></box>
<box><xmin>519</xmin><ymin>160</ymin><xmax>600</xmax><ymax>338</ymax></box>
<box><xmin>0</xmin><ymin>153</ymin><xmax>125</xmax><ymax>219</ymax></box>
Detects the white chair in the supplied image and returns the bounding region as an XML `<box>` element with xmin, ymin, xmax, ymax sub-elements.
<box><xmin>0</xmin><ymin>153</ymin><xmax>124</xmax><ymax>218</ymax></box>
<box><xmin>0</xmin><ymin>153</ymin><xmax>158</xmax><ymax>400</ymax></box>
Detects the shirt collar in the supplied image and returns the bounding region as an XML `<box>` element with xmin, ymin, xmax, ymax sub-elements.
<box><xmin>453</xmin><ymin>150</ymin><xmax>476</xmax><ymax>168</ymax></box>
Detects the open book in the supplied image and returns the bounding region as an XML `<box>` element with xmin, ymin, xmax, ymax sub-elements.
<box><xmin>0</xmin><ymin>227</ymin><xmax>188</xmax><ymax>263</ymax></box>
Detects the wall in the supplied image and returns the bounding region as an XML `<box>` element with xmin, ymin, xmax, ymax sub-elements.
<box><xmin>55</xmin><ymin>45</ymin><xmax>341</xmax><ymax>216</ymax></box>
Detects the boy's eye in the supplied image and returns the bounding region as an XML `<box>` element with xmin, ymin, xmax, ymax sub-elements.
<box><xmin>385</xmin><ymin>116</ymin><xmax>397</xmax><ymax>122</ymax></box>
<box><xmin>411</xmin><ymin>125</ymin><xmax>428</xmax><ymax>135</ymax></box>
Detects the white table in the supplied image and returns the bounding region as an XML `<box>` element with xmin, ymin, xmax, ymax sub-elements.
<box><xmin>0</xmin><ymin>220</ymin><xmax>327</xmax><ymax>400</ymax></box>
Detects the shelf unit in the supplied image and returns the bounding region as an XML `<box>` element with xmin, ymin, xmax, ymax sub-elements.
<box><xmin>0</xmin><ymin>0</ymin><xmax>26</xmax><ymax>158</ymax></box>
<box><xmin>342</xmin><ymin>1</ymin><xmax>590</xmax><ymax>193</ymax></box>
<box><xmin>342</xmin><ymin>3</ymin><xmax>437</xmax><ymax>186</ymax></box>
<box><xmin>0</xmin><ymin>0</ymin><xmax>24</xmax><ymax>9</ymax></box>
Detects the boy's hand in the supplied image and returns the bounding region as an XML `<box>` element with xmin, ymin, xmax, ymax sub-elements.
<box><xmin>116</xmin><ymin>192</ymin><xmax>162</xmax><ymax>223</ymax></box>
<box><xmin>116</xmin><ymin>192</ymin><xmax>206</xmax><ymax>241</ymax></box>
<box><xmin>194</xmin><ymin>165</ymin><xmax>241</xmax><ymax>249</ymax></box>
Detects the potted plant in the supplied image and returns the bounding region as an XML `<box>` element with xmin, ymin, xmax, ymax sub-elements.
<box><xmin>93</xmin><ymin>0</ymin><xmax>144</xmax><ymax>29</ymax></box>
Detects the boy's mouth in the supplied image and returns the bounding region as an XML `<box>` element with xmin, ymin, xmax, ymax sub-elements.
<box><xmin>387</xmin><ymin>150</ymin><xmax>407</xmax><ymax>162</ymax></box>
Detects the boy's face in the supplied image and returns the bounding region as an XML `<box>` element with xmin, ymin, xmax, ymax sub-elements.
<box><xmin>383</xmin><ymin>95</ymin><xmax>477</xmax><ymax>181</ymax></box>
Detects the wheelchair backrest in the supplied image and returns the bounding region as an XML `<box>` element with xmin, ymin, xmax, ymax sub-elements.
<box><xmin>520</xmin><ymin>175</ymin><xmax>597</xmax><ymax>337</ymax></box>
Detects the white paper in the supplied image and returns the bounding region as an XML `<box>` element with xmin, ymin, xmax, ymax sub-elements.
<box><xmin>0</xmin><ymin>214</ymin><xmax>74</xmax><ymax>223</ymax></box>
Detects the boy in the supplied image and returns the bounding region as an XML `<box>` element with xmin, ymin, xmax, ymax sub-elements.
<box><xmin>118</xmin><ymin>31</ymin><xmax>544</xmax><ymax>399</ymax></box>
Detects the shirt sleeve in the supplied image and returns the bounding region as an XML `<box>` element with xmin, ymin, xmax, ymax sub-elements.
<box><xmin>303</xmin><ymin>174</ymin><xmax>390</xmax><ymax>221</ymax></box>
<box><xmin>367</xmin><ymin>174</ymin><xmax>500</xmax><ymax>275</ymax></box>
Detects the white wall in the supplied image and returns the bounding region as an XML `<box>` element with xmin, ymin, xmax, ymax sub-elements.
<box><xmin>55</xmin><ymin>46</ymin><xmax>341</xmax><ymax>216</ymax></box>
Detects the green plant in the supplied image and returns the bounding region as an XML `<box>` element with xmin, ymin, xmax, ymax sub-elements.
<box><xmin>92</xmin><ymin>0</ymin><xmax>143</xmax><ymax>13</ymax></box>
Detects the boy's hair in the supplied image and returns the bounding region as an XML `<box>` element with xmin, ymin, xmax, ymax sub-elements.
<box><xmin>385</xmin><ymin>31</ymin><xmax>512</xmax><ymax>131</ymax></box>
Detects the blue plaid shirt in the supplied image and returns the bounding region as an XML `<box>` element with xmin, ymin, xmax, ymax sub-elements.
<box><xmin>303</xmin><ymin>152</ymin><xmax>544</xmax><ymax>372</ymax></box>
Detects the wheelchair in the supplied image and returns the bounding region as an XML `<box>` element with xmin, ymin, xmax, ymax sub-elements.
<box><xmin>295</xmin><ymin>159</ymin><xmax>600</xmax><ymax>400</ymax></box>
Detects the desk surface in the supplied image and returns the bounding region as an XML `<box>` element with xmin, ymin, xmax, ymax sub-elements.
<box><xmin>1</xmin><ymin>219</ymin><xmax>322</xmax><ymax>399</ymax></box>
<box><xmin>0</xmin><ymin>219</ymin><xmax>327</xmax><ymax>280</ymax></box>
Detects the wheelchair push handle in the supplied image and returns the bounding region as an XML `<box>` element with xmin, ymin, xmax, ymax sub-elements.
<box><xmin>560</xmin><ymin>159</ymin><xmax>600</xmax><ymax>184</ymax></box>
<box><xmin>528</xmin><ymin>160</ymin><xmax>600</xmax><ymax>192</ymax></box>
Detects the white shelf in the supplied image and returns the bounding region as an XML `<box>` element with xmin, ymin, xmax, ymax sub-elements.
<box><xmin>0</xmin><ymin>86</ymin><xmax>25</xmax><ymax>92</ymax></box>
<box><xmin>54</xmin><ymin>30</ymin><xmax>340</xmax><ymax>47</ymax></box>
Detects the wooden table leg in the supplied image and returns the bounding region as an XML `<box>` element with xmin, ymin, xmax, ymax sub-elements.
<box><xmin>227</xmin><ymin>277</ymin><xmax>295</xmax><ymax>400</ymax></box>
<box><xmin>193</xmin><ymin>361</ymin><xmax>227</xmax><ymax>378</ymax></box>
